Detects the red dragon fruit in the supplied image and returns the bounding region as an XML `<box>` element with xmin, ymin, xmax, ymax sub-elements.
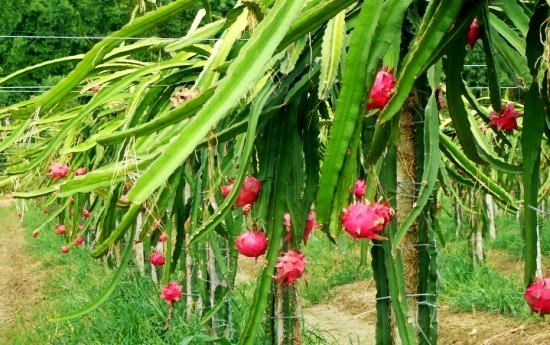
<box><xmin>467</xmin><ymin>18</ymin><xmax>481</xmax><ymax>48</ymax></box>
<box><xmin>82</xmin><ymin>208</ymin><xmax>91</xmax><ymax>218</ymax></box>
<box><xmin>158</xmin><ymin>232</ymin><xmax>167</xmax><ymax>242</ymax></box>
<box><xmin>341</xmin><ymin>203</ymin><xmax>389</xmax><ymax>240</ymax></box>
<box><xmin>75</xmin><ymin>236</ymin><xmax>85</xmax><ymax>246</ymax></box>
<box><xmin>235</xmin><ymin>229</ymin><xmax>268</xmax><ymax>258</ymax></box>
<box><xmin>74</xmin><ymin>167</ymin><xmax>87</xmax><ymax>176</ymax></box>
<box><xmin>372</xmin><ymin>202</ymin><xmax>395</xmax><ymax>225</ymax></box>
<box><xmin>525</xmin><ymin>278</ymin><xmax>550</xmax><ymax>315</ymax></box>
<box><xmin>221</xmin><ymin>179</ymin><xmax>235</xmax><ymax>198</ymax></box>
<box><xmin>353</xmin><ymin>179</ymin><xmax>366</xmax><ymax>199</ymax></box>
<box><xmin>489</xmin><ymin>104</ymin><xmax>521</xmax><ymax>132</ymax></box>
<box><xmin>61</xmin><ymin>245</ymin><xmax>69</xmax><ymax>254</ymax></box>
<box><xmin>222</xmin><ymin>177</ymin><xmax>262</xmax><ymax>207</ymax></box>
<box><xmin>150</xmin><ymin>252</ymin><xmax>166</xmax><ymax>266</ymax></box>
<box><xmin>303</xmin><ymin>211</ymin><xmax>318</xmax><ymax>244</ymax></box>
<box><xmin>283</xmin><ymin>213</ymin><xmax>292</xmax><ymax>243</ymax></box>
<box><xmin>55</xmin><ymin>224</ymin><xmax>66</xmax><ymax>235</ymax></box>
<box><xmin>32</xmin><ymin>230</ymin><xmax>39</xmax><ymax>238</ymax></box>
<box><xmin>235</xmin><ymin>177</ymin><xmax>262</xmax><ymax>207</ymax></box>
<box><xmin>366</xmin><ymin>68</ymin><xmax>396</xmax><ymax>110</ymax></box>
<box><xmin>161</xmin><ymin>281</ymin><xmax>182</xmax><ymax>304</ymax></box>
<box><xmin>48</xmin><ymin>163</ymin><xmax>69</xmax><ymax>179</ymax></box>
<box><xmin>275</xmin><ymin>250</ymin><xmax>307</xmax><ymax>286</ymax></box>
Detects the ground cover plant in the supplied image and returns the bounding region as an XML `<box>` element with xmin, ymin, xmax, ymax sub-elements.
<box><xmin>0</xmin><ymin>0</ymin><xmax>549</xmax><ymax>344</ymax></box>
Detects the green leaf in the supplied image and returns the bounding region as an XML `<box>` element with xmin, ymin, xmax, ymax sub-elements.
<box><xmin>315</xmin><ymin>0</ymin><xmax>382</xmax><ymax>226</ymax></box>
<box><xmin>318</xmin><ymin>10</ymin><xmax>346</xmax><ymax>100</ymax></box>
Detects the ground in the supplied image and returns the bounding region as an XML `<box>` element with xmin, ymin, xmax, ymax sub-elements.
<box><xmin>1</xmin><ymin>200</ymin><xmax>549</xmax><ymax>344</ymax></box>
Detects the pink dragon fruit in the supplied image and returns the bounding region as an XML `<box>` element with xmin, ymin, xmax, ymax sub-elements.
<box><xmin>75</xmin><ymin>236</ymin><xmax>85</xmax><ymax>246</ymax></box>
<box><xmin>74</xmin><ymin>167</ymin><xmax>87</xmax><ymax>176</ymax></box>
<box><xmin>467</xmin><ymin>18</ymin><xmax>481</xmax><ymax>48</ymax></box>
<box><xmin>221</xmin><ymin>179</ymin><xmax>235</xmax><ymax>198</ymax></box>
<box><xmin>221</xmin><ymin>176</ymin><xmax>262</xmax><ymax>208</ymax></box>
<box><xmin>55</xmin><ymin>224</ymin><xmax>66</xmax><ymax>235</ymax></box>
<box><xmin>275</xmin><ymin>250</ymin><xmax>307</xmax><ymax>286</ymax></box>
<box><xmin>48</xmin><ymin>163</ymin><xmax>69</xmax><ymax>179</ymax></box>
<box><xmin>525</xmin><ymin>278</ymin><xmax>550</xmax><ymax>315</ymax></box>
<box><xmin>372</xmin><ymin>202</ymin><xmax>395</xmax><ymax>225</ymax></box>
<box><xmin>341</xmin><ymin>203</ymin><xmax>388</xmax><ymax>240</ymax></box>
<box><xmin>158</xmin><ymin>232</ymin><xmax>167</xmax><ymax>242</ymax></box>
<box><xmin>303</xmin><ymin>211</ymin><xmax>318</xmax><ymax>244</ymax></box>
<box><xmin>150</xmin><ymin>252</ymin><xmax>166</xmax><ymax>266</ymax></box>
<box><xmin>489</xmin><ymin>104</ymin><xmax>521</xmax><ymax>132</ymax></box>
<box><xmin>283</xmin><ymin>212</ymin><xmax>292</xmax><ymax>243</ymax></box>
<box><xmin>161</xmin><ymin>281</ymin><xmax>182</xmax><ymax>304</ymax></box>
<box><xmin>353</xmin><ymin>179</ymin><xmax>366</xmax><ymax>199</ymax></box>
<box><xmin>235</xmin><ymin>229</ymin><xmax>268</xmax><ymax>258</ymax></box>
<box><xmin>235</xmin><ymin>177</ymin><xmax>262</xmax><ymax>207</ymax></box>
<box><xmin>366</xmin><ymin>68</ymin><xmax>396</xmax><ymax>110</ymax></box>
<box><xmin>82</xmin><ymin>208</ymin><xmax>91</xmax><ymax>218</ymax></box>
<box><xmin>61</xmin><ymin>245</ymin><xmax>69</xmax><ymax>254</ymax></box>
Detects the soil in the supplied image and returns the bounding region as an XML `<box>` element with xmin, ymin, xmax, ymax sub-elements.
<box><xmin>0</xmin><ymin>199</ymin><xmax>45</xmax><ymax>342</ymax></box>
<box><xmin>307</xmin><ymin>280</ymin><xmax>550</xmax><ymax>345</ymax></box>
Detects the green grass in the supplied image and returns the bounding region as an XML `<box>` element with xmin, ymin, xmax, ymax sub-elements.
<box><xmin>5</xmin><ymin>203</ymin><xmax>213</xmax><ymax>345</ymax></box>
<box><xmin>488</xmin><ymin>214</ymin><xmax>550</xmax><ymax>259</ymax></box>
<box><xmin>438</xmin><ymin>242</ymin><xmax>530</xmax><ymax>317</ymax></box>
<box><xmin>4</xmin><ymin>203</ymin><xmax>334</xmax><ymax>344</ymax></box>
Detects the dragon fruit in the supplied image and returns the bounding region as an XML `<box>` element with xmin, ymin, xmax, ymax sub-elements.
<box><xmin>235</xmin><ymin>177</ymin><xmax>262</xmax><ymax>207</ymax></box>
<box><xmin>82</xmin><ymin>208</ymin><xmax>91</xmax><ymax>218</ymax></box>
<box><xmin>61</xmin><ymin>245</ymin><xmax>69</xmax><ymax>254</ymax></box>
<box><xmin>55</xmin><ymin>224</ymin><xmax>66</xmax><ymax>235</ymax></box>
<box><xmin>353</xmin><ymin>179</ymin><xmax>366</xmax><ymax>199</ymax></box>
<box><xmin>525</xmin><ymin>278</ymin><xmax>550</xmax><ymax>315</ymax></box>
<box><xmin>75</xmin><ymin>236</ymin><xmax>85</xmax><ymax>246</ymax></box>
<box><xmin>489</xmin><ymin>104</ymin><xmax>521</xmax><ymax>132</ymax></box>
<box><xmin>222</xmin><ymin>177</ymin><xmax>262</xmax><ymax>208</ymax></box>
<box><xmin>303</xmin><ymin>211</ymin><xmax>318</xmax><ymax>244</ymax></box>
<box><xmin>467</xmin><ymin>18</ymin><xmax>481</xmax><ymax>48</ymax></box>
<box><xmin>48</xmin><ymin>163</ymin><xmax>69</xmax><ymax>179</ymax></box>
<box><xmin>372</xmin><ymin>202</ymin><xmax>395</xmax><ymax>225</ymax></box>
<box><xmin>366</xmin><ymin>68</ymin><xmax>396</xmax><ymax>110</ymax></box>
<box><xmin>283</xmin><ymin>213</ymin><xmax>292</xmax><ymax>243</ymax></box>
<box><xmin>158</xmin><ymin>232</ymin><xmax>167</xmax><ymax>242</ymax></box>
<box><xmin>150</xmin><ymin>252</ymin><xmax>166</xmax><ymax>266</ymax></box>
<box><xmin>161</xmin><ymin>281</ymin><xmax>182</xmax><ymax>304</ymax></box>
<box><xmin>235</xmin><ymin>230</ymin><xmax>268</xmax><ymax>258</ymax></box>
<box><xmin>341</xmin><ymin>203</ymin><xmax>390</xmax><ymax>240</ymax></box>
<box><xmin>275</xmin><ymin>250</ymin><xmax>307</xmax><ymax>286</ymax></box>
<box><xmin>32</xmin><ymin>230</ymin><xmax>39</xmax><ymax>238</ymax></box>
<box><xmin>74</xmin><ymin>167</ymin><xmax>87</xmax><ymax>176</ymax></box>
<box><xmin>221</xmin><ymin>179</ymin><xmax>235</xmax><ymax>198</ymax></box>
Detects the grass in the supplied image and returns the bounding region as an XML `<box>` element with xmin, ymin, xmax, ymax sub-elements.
<box><xmin>3</xmin><ymin>197</ymin><xmax>544</xmax><ymax>343</ymax></box>
<box><xmin>438</xmin><ymin>242</ymin><xmax>530</xmax><ymax>317</ymax></box>
<box><xmin>5</xmin><ymin>203</ymin><xmax>214</xmax><ymax>345</ymax></box>
<box><xmin>4</xmin><ymin>203</ymin><xmax>336</xmax><ymax>344</ymax></box>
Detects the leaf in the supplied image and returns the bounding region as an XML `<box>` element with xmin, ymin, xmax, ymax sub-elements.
<box><xmin>318</xmin><ymin>10</ymin><xmax>346</xmax><ymax>100</ymax></box>
<box><xmin>315</xmin><ymin>0</ymin><xmax>382</xmax><ymax>226</ymax></box>
<box><xmin>392</xmin><ymin>67</ymin><xmax>440</xmax><ymax>249</ymax></box>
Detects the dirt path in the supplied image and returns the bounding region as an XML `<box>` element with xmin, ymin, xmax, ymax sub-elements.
<box><xmin>305</xmin><ymin>280</ymin><xmax>550</xmax><ymax>345</ymax></box>
<box><xmin>0</xmin><ymin>200</ymin><xmax>45</xmax><ymax>342</ymax></box>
